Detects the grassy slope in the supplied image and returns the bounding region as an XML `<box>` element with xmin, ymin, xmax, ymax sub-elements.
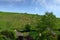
<box><xmin>0</xmin><ymin>12</ymin><xmax>42</xmax><ymax>30</ymax></box>
<box><xmin>0</xmin><ymin>12</ymin><xmax>60</xmax><ymax>31</ymax></box>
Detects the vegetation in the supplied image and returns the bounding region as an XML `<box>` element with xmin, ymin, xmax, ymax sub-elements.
<box><xmin>0</xmin><ymin>12</ymin><xmax>59</xmax><ymax>40</ymax></box>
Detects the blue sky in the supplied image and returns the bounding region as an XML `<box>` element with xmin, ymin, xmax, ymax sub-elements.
<box><xmin>0</xmin><ymin>0</ymin><xmax>60</xmax><ymax>17</ymax></box>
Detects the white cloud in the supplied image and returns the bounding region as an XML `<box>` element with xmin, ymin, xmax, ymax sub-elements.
<box><xmin>32</xmin><ymin>0</ymin><xmax>60</xmax><ymax>12</ymax></box>
<box><xmin>54</xmin><ymin>0</ymin><xmax>60</xmax><ymax>4</ymax></box>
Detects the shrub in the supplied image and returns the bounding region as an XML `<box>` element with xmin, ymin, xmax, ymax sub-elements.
<box><xmin>0</xmin><ymin>30</ymin><xmax>16</xmax><ymax>40</ymax></box>
<box><xmin>0</xmin><ymin>35</ymin><xmax>7</xmax><ymax>40</ymax></box>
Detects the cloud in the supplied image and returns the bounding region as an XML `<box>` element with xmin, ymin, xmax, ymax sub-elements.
<box><xmin>32</xmin><ymin>0</ymin><xmax>60</xmax><ymax>11</ymax></box>
<box><xmin>54</xmin><ymin>0</ymin><xmax>60</xmax><ymax>5</ymax></box>
<box><xmin>1</xmin><ymin>0</ymin><xmax>60</xmax><ymax>12</ymax></box>
<box><xmin>35</xmin><ymin>0</ymin><xmax>60</xmax><ymax>6</ymax></box>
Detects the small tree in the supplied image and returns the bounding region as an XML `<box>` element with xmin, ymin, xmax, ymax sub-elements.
<box><xmin>42</xmin><ymin>12</ymin><xmax>57</xmax><ymax>40</ymax></box>
<box><xmin>42</xmin><ymin>12</ymin><xmax>57</xmax><ymax>29</ymax></box>
<box><xmin>36</xmin><ymin>12</ymin><xmax>57</xmax><ymax>40</ymax></box>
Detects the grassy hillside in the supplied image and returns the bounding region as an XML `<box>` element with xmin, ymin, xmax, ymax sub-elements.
<box><xmin>0</xmin><ymin>12</ymin><xmax>60</xmax><ymax>31</ymax></box>
<box><xmin>0</xmin><ymin>12</ymin><xmax>42</xmax><ymax>30</ymax></box>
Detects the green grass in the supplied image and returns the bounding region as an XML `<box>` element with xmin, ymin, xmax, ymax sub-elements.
<box><xmin>0</xmin><ymin>12</ymin><xmax>59</xmax><ymax>31</ymax></box>
<box><xmin>0</xmin><ymin>12</ymin><xmax>42</xmax><ymax>31</ymax></box>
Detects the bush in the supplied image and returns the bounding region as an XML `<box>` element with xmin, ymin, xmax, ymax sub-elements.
<box><xmin>29</xmin><ymin>31</ymin><xmax>39</xmax><ymax>40</ymax></box>
<box><xmin>0</xmin><ymin>30</ymin><xmax>16</xmax><ymax>40</ymax></box>
<box><xmin>0</xmin><ymin>35</ymin><xmax>7</xmax><ymax>40</ymax></box>
<box><xmin>25</xmin><ymin>24</ymin><xmax>31</xmax><ymax>31</ymax></box>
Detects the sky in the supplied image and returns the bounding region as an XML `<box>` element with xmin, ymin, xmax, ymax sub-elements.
<box><xmin>0</xmin><ymin>0</ymin><xmax>60</xmax><ymax>17</ymax></box>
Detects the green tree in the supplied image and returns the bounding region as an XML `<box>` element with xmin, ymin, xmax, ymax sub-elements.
<box><xmin>42</xmin><ymin>12</ymin><xmax>57</xmax><ymax>29</ymax></box>
<box><xmin>42</xmin><ymin>12</ymin><xmax>57</xmax><ymax>40</ymax></box>
<box><xmin>36</xmin><ymin>12</ymin><xmax>57</xmax><ymax>40</ymax></box>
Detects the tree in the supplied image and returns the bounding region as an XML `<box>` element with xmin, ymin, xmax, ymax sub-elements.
<box><xmin>42</xmin><ymin>12</ymin><xmax>57</xmax><ymax>30</ymax></box>
<box><xmin>42</xmin><ymin>12</ymin><xmax>57</xmax><ymax>40</ymax></box>
<box><xmin>36</xmin><ymin>12</ymin><xmax>57</xmax><ymax>40</ymax></box>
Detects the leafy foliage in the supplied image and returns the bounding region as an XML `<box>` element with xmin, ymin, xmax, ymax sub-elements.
<box><xmin>0</xmin><ymin>30</ymin><xmax>16</xmax><ymax>40</ymax></box>
<box><xmin>25</xmin><ymin>24</ymin><xmax>31</xmax><ymax>31</ymax></box>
